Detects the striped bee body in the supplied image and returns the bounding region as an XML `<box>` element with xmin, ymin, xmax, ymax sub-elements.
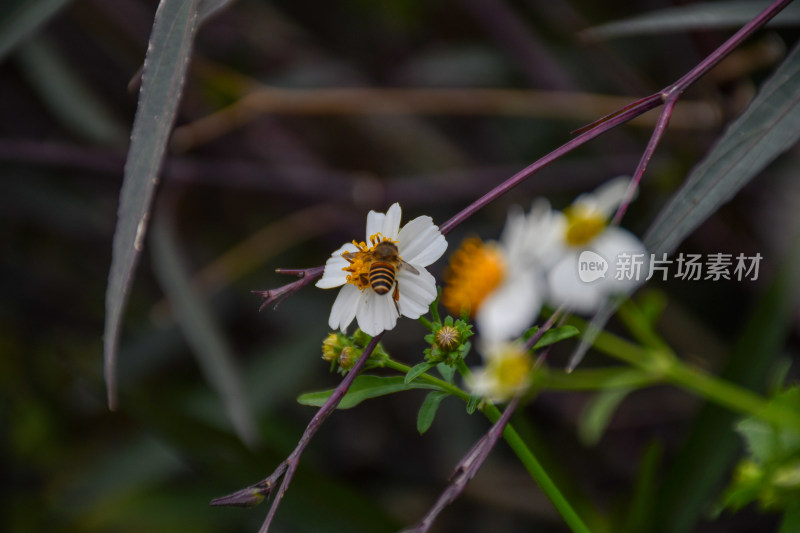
<box><xmin>368</xmin><ymin>262</ymin><xmax>397</xmax><ymax>295</ymax></box>
<box><xmin>342</xmin><ymin>240</ymin><xmax>420</xmax><ymax>312</ymax></box>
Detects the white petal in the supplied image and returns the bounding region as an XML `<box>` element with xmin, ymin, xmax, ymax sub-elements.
<box><xmin>546</xmin><ymin>252</ymin><xmax>604</xmax><ymax>314</ymax></box>
<box><xmin>316</xmin><ymin>243</ymin><xmax>358</xmax><ymax>288</ymax></box>
<box><xmin>356</xmin><ymin>289</ymin><xmax>399</xmax><ymax>336</ymax></box>
<box><xmin>593</xmin><ymin>227</ymin><xmax>648</xmax><ymax>294</ymax></box>
<box><xmin>366</xmin><ymin>210</ymin><xmax>385</xmax><ymax>241</ymax></box>
<box><xmin>499</xmin><ymin>205</ymin><xmax>527</xmax><ymax>264</ymax></box>
<box><xmin>381</xmin><ymin>203</ymin><xmax>403</xmax><ymax>240</ymax></box>
<box><xmin>329</xmin><ymin>284</ymin><xmax>361</xmax><ymax>332</ymax></box>
<box><xmin>477</xmin><ymin>272</ymin><xmax>543</xmax><ymax>342</ymax></box>
<box><xmin>467</xmin><ymin>367</ymin><xmax>499</xmax><ymax>399</ymax></box>
<box><xmin>398</xmin><ymin>216</ymin><xmax>447</xmax><ymax>267</ymax></box>
<box><xmin>575</xmin><ymin>176</ymin><xmax>632</xmax><ymax>218</ymax></box>
<box><xmin>397</xmin><ymin>267</ymin><xmax>437</xmax><ymax>318</ymax></box>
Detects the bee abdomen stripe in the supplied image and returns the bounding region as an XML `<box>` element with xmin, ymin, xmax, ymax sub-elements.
<box><xmin>369</xmin><ymin>264</ymin><xmax>395</xmax><ymax>294</ymax></box>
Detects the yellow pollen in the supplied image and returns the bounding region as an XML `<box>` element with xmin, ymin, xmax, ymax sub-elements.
<box><xmin>492</xmin><ymin>351</ymin><xmax>532</xmax><ymax>389</ymax></box>
<box><xmin>564</xmin><ymin>205</ymin><xmax>607</xmax><ymax>246</ymax></box>
<box><xmin>442</xmin><ymin>238</ymin><xmax>506</xmax><ymax>317</ymax></box>
<box><xmin>341</xmin><ymin>232</ymin><xmax>398</xmax><ymax>291</ymax></box>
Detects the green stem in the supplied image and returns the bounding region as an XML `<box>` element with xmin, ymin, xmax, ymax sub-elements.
<box><xmin>588</xmin><ymin>328</ymin><xmax>800</xmax><ymax>431</ymax></box>
<box><xmin>417</xmin><ymin>315</ymin><xmax>435</xmax><ymax>332</ymax></box>
<box><xmin>482</xmin><ymin>402</ymin><xmax>592</xmax><ymax>533</ymax></box>
<box><xmin>383</xmin><ymin>358</ymin><xmax>592</xmax><ymax>533</ymax></box>
<box><xmin>383</xmin><ymin>359</ymin><xmax>469</xmax><ymax>400</ymax></box>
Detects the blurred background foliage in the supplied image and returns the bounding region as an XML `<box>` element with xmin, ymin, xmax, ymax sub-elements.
<box><xmin>2</xmin><ymin>0</ymin><xmax>800</xmax><ymax>531</ymax></box>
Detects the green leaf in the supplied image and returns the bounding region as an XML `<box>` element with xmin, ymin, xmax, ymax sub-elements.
<box><xmin>150</xmin><ymin>215</ymin><xmax>257</xmax><ymax>447</ymax></box>
<box><xmin>103</xmin><ymin>0</ymin><xmax>200</xmax><ymax>409</ymax></box>
<box><xmin>466</xmin><ymin>393</ymin><xmax>480</xmax><ymax>414</ymax></box>
<box><xmin>0</xmin><ymin>0</ymin><xmax>73</xmax><ymax>62</ymax></box>
<box><xmin>14</xmin><ymin>35</ymin><xmax>126</xmax><ymax>146</ymax></box>
<box><xmin>436</xmin><ymin>363</ymin><xmax>456</xmax><ymax>383</ymax></box>
<box><xmin>736</xmin><ymin>387</ymin><xmax>800</xmax><ymax>464</ymax></box>
<box><xmin>297</xmin><ymin>376</ymin><xmax>444</xmax><ymax>409</ymax></box>
<box><xmin>405</xmin><ymin>362</ymin><xmax>436</xmax><ymax>384</ymax></box>
<box><xmin>417</xmin><ymin>391</ymin><xmax>448</xmax><ymax>434</ymax></box>
<box><xmin>645</xmin><ymin>40</ymin><xmax>800</xmax><ymax>256</ymax></box>
<box><xmin>779</xmin><ymin>501</ymin><xmax>800</xmax><ymax>533</ymax></box>
<box><xmin>532</xmin><ymin>325</ymin><xmax>580</xmax><ymax>351</ymax></box>
<box><xmin>577</xmin><ymin>386</ymin><xmax>634</xmax><ymax>446</ymax></box>
<box><xmin>583</xmin><ymin>1</ymin><xmax>800</xmax><ymax>41</ymax></box>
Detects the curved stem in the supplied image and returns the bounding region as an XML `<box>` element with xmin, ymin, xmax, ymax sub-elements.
<box><xmin>384</xmin><ymin>359</ymin><xmax>591</xmax><ymax>533</ymax></box>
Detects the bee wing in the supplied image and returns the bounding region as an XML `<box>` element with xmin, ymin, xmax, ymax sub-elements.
<box><xmin>398</xmin><ymin>260</ymin><xmax>420</xmax><ymax>275</ymax></box>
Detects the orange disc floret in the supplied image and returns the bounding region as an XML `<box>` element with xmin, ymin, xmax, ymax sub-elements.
<box><xmin>341</xmin><ymin>233</ymin><xmax>397</xmax><ymax>291</ymax></box>
<box><xmin>442</xmin><ymin>238</ymin><xmax>505</xmax><ymax>317</ymax></box>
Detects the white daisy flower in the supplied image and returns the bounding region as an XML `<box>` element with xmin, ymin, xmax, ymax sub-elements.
<box><xmin>468</xmin><ymin>340</ymin><xmax>533</xmax><ymax>403</ymax></box>
<box><xmin>545</xmin><ymin>177</ymin><xmax>647</xmax><ymax>314</ymax></box>
<box><xmin>316</xmin><ymin>203</ymin><xmax>447</xmax><ymax>336</ymax></box>
<box><xmin>442</xmin><ymin>200</ymin><xmax>559</xmax><ymax>342</ymax></box>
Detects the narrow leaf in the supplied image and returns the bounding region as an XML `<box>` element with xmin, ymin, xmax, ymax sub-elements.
<box><xmin>417</xmin><ymin>391</ymin><xmax>449</xmax><ymax>434</ymax></box>
<box><xmin>577</xmin><ymin>387</ymin><xmax>634</xmax><ymax>446</ymax></box>
<box><xmin>645</xmin><ymin>40</ymin><xmax>800</xmax><ymax>255</ymax></box>
<box><xmin>405</xmin><ymin>362</ymin><xmax>436</xmax><ymax>384</ymax></box>
<box><xmin>466</xmin><ymin>393</ymin><xmax>480</xmax><ymax>414</ymax></box>
<box><xmin>570</xmin><ymin>40</ymin><xmax>800</xmax><ymax>371</ymax></box>
<box><xmin>150</xmin><ymin>214</ymin><xmax>258</xmax><ymax>447</ymax></box>
<box><xmin>437</xmin><ymin>363</ymin><xmax>456</xmax><ymax>383</ymax></box>
<box><xmin>533</xmin><ymin>325</ymin><xmax>580</xmax><ymax>351</ymax></box>
<box><xmin>584</xmin><ymin>1</ymin><xmax>800</xmax><ymax>41</ymax></box>
<box><xmin>297</xmin><ymin>376</ymin><xmax>444</xmax><ymax>409</ymax></box>
<box><xmin>103</xmin><ymin>0</ymin><xmax>200</xmax><ymax>409</ymax></box>
<box><xmin>14</xmin><ymin>35</ymin><xmax>127</xmax><ymax>145</ymax></box>
<box><xmin>0</xmin><ymin>0</ymin><xmax>73</xmax><ymax>62</ymax></box>
<box><xmin>198</xmin><ymin>0</ymin><xmax>236</xmax><ymax>23</ymax></box>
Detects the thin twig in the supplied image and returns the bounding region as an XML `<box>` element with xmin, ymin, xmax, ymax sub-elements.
<box><xmin>252</xmin><ymin>266</ymin><xmax>324</xmax><ymax>310</ymax></box>
<box><xmin>523</xmin><ymin>305</ymin><xmax>568</xmax><ymax>352</ymax></box>
<box><xmin>258</xmin><ymin>334</ymin><xmax>382</xmax><ymax>532</ymax></box>
<box><xmin>210</xmin><ymin>334</ymin><xmax>382</xmax><ymax>528</ymax></box>
<box><xmin>403</xmin><ymin>396</ymin><xmax>521</xmax><ymax>533</ymax></box>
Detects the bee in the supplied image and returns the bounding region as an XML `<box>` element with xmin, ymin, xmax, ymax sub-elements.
<box><xmin>342</xmin><ymin>241</ymin><xmax>419</xmax><ymax>310</ymax></box>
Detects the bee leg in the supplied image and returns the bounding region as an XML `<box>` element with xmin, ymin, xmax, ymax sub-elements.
<box><xmin>392</xmin><ymin>284</ymin><xmax>400</xmax><ymax>314</ymax></box>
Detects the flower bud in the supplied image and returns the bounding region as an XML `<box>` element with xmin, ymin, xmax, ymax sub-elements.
<box><xmin>435</xmin><ymin>326</ymin><xmax>460</xmax><ymax>351</ymax></box>
<box><xmin>338</xmin><ymin>346</ymin><xmax>358</xmax><ymax>370</ymax></box>
<box><xmin>322</xmin><ymin>333</ymin><xmax>341</xmax><ymax>362</ymax></box>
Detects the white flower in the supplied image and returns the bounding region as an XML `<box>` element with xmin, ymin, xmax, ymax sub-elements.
<box><xmin>545</xmin><ymin>177</ymin><xmax>647</xmax><ymax>313</ymax></box>
<box><xmin>316</xmin><ymin>203</ymin><xmax>447</xmax><ymax>336</ymax></box>
<box><xmin>442</xmin><ymin>200</ymin><xmax>559</xmax><ymax>342</ymax></box>
<box><xmin>468</xmin><ymin>340</ymin><xmax>533</xmax><ymax>403</ymax></box>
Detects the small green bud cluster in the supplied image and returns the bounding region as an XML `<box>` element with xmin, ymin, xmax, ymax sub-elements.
<box><xmin>424</xmin><ymin>315</ymin><xmax>474</xmax><ymax>365</ymax></box>
<box><xmin>321</xmin><ymin>330</ymin><xmax>389</xmax><ymax>375</ymax></box>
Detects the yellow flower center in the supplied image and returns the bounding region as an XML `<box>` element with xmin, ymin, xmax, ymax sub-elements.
<box><xmin>487</xmin><ymin>346</ymin><xmax>533</xmax><ymax>398</ymax></box>
<box><xmin>442</xmin><ymin>238</ymin><xmax>506</xmax><ymax>317</ymax></box>
<box><xmin>564</xmin><ymin>204</ymin><xmax>607</xmax><ymax>246</ymax></box>
<box><xmin>341</xmin><ymin>233</ymin><xmax>398</xmax><ymax>291</ymax></box>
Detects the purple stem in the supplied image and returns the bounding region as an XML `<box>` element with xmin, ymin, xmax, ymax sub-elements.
<box><xmin>253</xmin><ymin>266</ymin><xmax>324</xmax><ymax>310</ymax></box>
<box><xmin>612</xmin><ymin>97</ymin><xmax>677</xmax><ymax>225</ymax></box>
<box><xmin>257</xmin><ymin>333</ymin><xmax>382</xmax><ymax>532</ymax></box>
<box><xmin>441</xmin><ymin>0</ymin><xmax>792</xmax><ymax>237</ymax></box>
<box><xmin>612</xmin><ymin>0</ymin><xmax>792</xmax><ymax>224</ymax></box>
<box><xmin>523</xmin><ymin>305</ymin><xmax>566</xmax><ymax>352</ymax></box>
<box><xmin>439</xmin><ymin>94</ymin><xmax>663</xmax><ymax>236</ymax></box>
<box><xmin>404</xmin><ymin>396</ymin><xmax>521</xmax><ymax>533</ymax></box>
